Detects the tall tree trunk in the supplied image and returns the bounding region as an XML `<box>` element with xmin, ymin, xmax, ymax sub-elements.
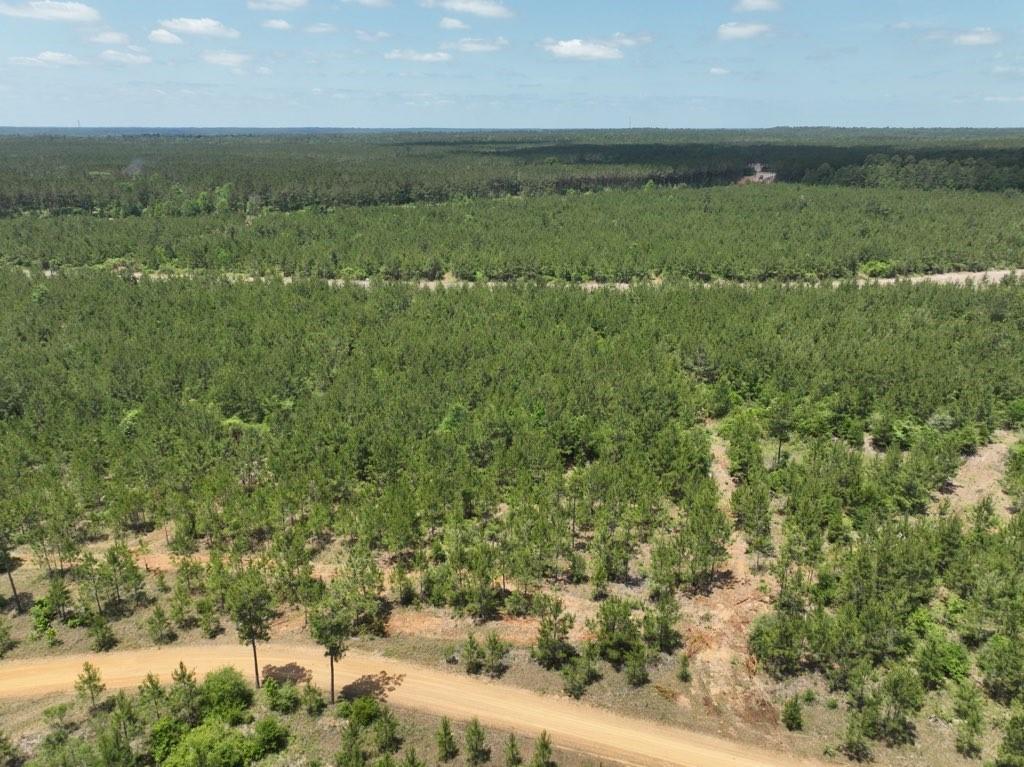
<box><xmin>329</xmin><ymin>655</ymin><xmax>335</xmax><ymax>704</ymax></box>
<box><xmin>252</xmin><ymin>639</ymin><xmax>261</xmax><ymax>688</ymax></box>
<box><xmin>6</xmin><ymin>569</ymin><xmax>21</xmax><ymax>613</ymax></box>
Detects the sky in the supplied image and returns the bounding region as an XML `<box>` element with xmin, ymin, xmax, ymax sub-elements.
<box><xmin>0</xmin><ymin>0</ymin><xmax>1021</xmax><ymax>128</ymax></box>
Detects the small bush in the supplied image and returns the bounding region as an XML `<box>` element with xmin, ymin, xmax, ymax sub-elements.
<box><xmin>782</xmin><ymin>697</ymin><xmax>803</xmax><ymax>731</ymax></box>
<box><xmin>676</xmin><ymin>653</ymin><xmax>691</xmax><ymax>683</ymax></box>
<box><xmin>301</xmin><ymin>683</ymin><xmax>327</xmax><ymax>716</ymax></box>
<box><xmin>199</xmin><ymin>667</ymin><xmax>253</xmax><ymax>724</ymax></box>
<box><xmin>253</xmin><ymin>717</ymin><xmax>290</xmax><ymax>758</ymax></box>
<box><xmin>263</xmin><ymin>678</ymin><xmax>301</xmax><ymax>714</ymax></box>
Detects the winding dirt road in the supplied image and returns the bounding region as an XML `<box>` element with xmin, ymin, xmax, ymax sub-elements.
<box><xmin>0</xmin><ymin>643</ymin><xmax>819</xmax><ymax>767</ymax></box>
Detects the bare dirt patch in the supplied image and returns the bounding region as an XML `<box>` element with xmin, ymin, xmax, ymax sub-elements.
<box><xmin>932</xmin><ymin>430</ymin><xmax>1019</xmax><ymax>519</ymax></box>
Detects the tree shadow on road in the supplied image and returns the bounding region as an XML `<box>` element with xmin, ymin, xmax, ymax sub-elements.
<box><xmin>262</xmin><ymin>662</ymin><xmax>312</xmax><ymax>685</ymax></box>
<box><xmin>341</xmin><ymin>671</ymin><xmax>405</xmax><ymax>702</ymax></box>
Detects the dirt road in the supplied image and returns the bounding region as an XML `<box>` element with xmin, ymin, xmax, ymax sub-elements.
<box><xmin>0</xmin><ymin>643</ymin><xmax>820</xmax><ymax>767</ymax></box>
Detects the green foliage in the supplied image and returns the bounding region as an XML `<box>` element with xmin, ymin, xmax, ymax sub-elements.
<box><xmin>436</xmin><ymin>717</ymin><xmax>458</xmax><ymax>763</ymax></box>
<box><xmin>162</xmin><ymin>719</ymin><xmax>254</xmax><ymax>767</ymax></box>
<box><xmin>623</xmin><ymin>647</ymin><xmax>650</xmax><ymax>687</ymax></box>
<box><xmin>373</xmin><ymin>710</ymin><xmax>401</xmax><ymax>755</ymax></box>
<box><xmin>531</xmin><ymin>596</ymin><xmax>575</xmax><ymax>670</ymax></box>
<box><xmin>301</xmin><ymin>683</ymin><xmax>327</xmax><ymax>716</ymax></box>
<box><xmin>342</xmin><ymin>697</ymin><xmax>384</xmax><ymax>729</ymax></box>
<box><xmin>588</xmin><ymin>597</ymin><xmax>643</xmax><ymax>670</ymax></box>
<box><xmin>994</xmin><ymin>706</ymin><xmax>1024</xmax><ymax>767</ymax></box>
<box><xmin>483</xmin><ymin>631</ymin><xmax>511</xmax><ymax>678</ymax></box>
<box><xmin>252</xmin><ymin>717</ymin><xmax>290</xmax><ymax>759</ymax></box>
<box><xmin>75</xmin><ymin>661</ymin><xmax>105</xmax><ymax>708</ymax></box>
<box><xmin>463</xmin><ymin>634</ymin><xmax>484</xmax><ymax>675</ymax></box>
<box><xmin>503</xmin><ymin>734</ymin><xmax>522</xmax><ymax>767</ymax></box>
<box><xmin>262</xmin><ymin>678</ymin><xmax>301</xmax><ymax>714</ymax></box>
<box><xmin>676</xmin><ymin>653</ymin><xmax>692</xmax><ymax>683</ymax></box>
<box><xmin>529</xmin><ymin>731</ymin><xmax>554</xmax><ymax>767</ymax></box>
<box><xmin>199</xmin><ymin>667</ymin><xmax>254</xmax><ymax>724</ymax></box>
<box><xmin>953</xmin><ymin>680</ymin><xmax>984</xmax><ymax>758</ymax></box>
<box><xmin>464</xmin><ymin>719</ymin><xmax>490</xmax><ymax>766</ymax></box>
<box><xmin>0</xmin><ymin>731</ymin><xmax>20</xmax><ymax>767</ymax></box>
<box><xmin>979</xmin><ymin>635</ymin><xmax>1024</xmax><ymax>704</ymax></box>
<box><xmin>782</xmin><ymin>697</ymin><xmax>804</xmax><ymax>731</ymax></box>
<box><xmin>561</xmin><ymin>651</ymin><xmax>600</xmax><ymax>699</ymax></box>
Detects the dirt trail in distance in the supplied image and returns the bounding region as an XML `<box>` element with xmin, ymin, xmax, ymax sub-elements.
<box><xmin>0</xmin><ymin>644</ymin><xmax>822</xmax><ymax>767</ymax></box>
<box><xmin>19</xmin><ymin>266</ymin><xmax>1024</xmax><ymax>290</ymax></box>
<box><xmin>932</xmin><ymin>430</ymin><xmax>1019</xmax><ymax>519</ymax></box>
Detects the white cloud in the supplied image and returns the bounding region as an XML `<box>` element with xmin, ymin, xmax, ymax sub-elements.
<box><xmin>160</xmin><ymin>18</ymin><xmax>240</xmax><ymax>39</ymax></box>
<box><xmin>543</xmin><ymin>39</ymin><xmax>623</xmax><ymax>60</ymax></box>
<box><xmin>709</xmin><ymin>66</ymin><xmax>731</xmax><ymax>76</ymax></box>
<box><xmin>542</xmin><ymin>33</ymin><xmax>650</xmax><ymax>61</ymax></box>
<box><xmin>342</xmin><ymin>0</ymin><xmax>391</xmax><ymax>5</ymax></box>
<box><xmin>100</xmin><ymin>49</ymin><xmax>151</xmax><ymax>65</ymax></box>
<box><xmin>734</xmin><ymin>0</ymin><xmax>779</xmax><ymax>10</ymax></box>
<box><xmin>385</xmin><ymin>49</ymin><xmax>452</xmax><ymax>62</ymax></box>
<box><xmin>149</xmin><ymin>29</ymin><xmax>182</xmax><ymax>45</ymax></box>
<box><xmin>247</xmin><ymin>0</ymin><xmax>306</xmax><ymax>9</ymax></box>
<box><xmin>306</xmin><ymin>22</ymin><xmax>336</xmax><ymax>34</ymax></box>
<box><xmin>10</xmin><ymin>50</ymin><xmax>80</xmax><ymax>65</ymax></box>
<box><xmin>201</xmin><ymin>50</ymin><xmax>252</xmax><ymax>69</ymax></box>
<box><xmin>993</xmin><ymin>65</ymin><xmax>1024</xmax><ymax>78</ymax></box>
<box><xmin>90</xmin><ymin>31</ymin><xmax>128</xmax><ymax>44</ymax></box>
<box><xmin>0</xmin><ymin>1</ymin><xmax>98</xmax><ymax>22</ymax></box>
<box><xmin>440</xmin><ymin>17</ymin><xmax>467</xmax><ymax>30</ymax></box>
<box><xmin>717</xmin><ymin>22</ymin><xmax>771</xmax><ymax>40</ymax></box>
<box><xmin>444</xmin><ymin>36</ymin><xmax>507</xmax><ymax>52</ymax></box>
<box><xmin>262</xmin><ymin>19</ymin><xmax>291</xmax><ymax>30</ymax></box>
<box><xmin>954</xmin><ymin>27</ymin><xmax>1000</xmax><ymax>46</ymax></box>
<box><xmin>984</xmin><ymin>95</ymin><xmax>1024</xmax><ymax>103</ymax></box>
<box><xmin>421</xmin><ymin>0</ymin><xmax>511</xmax><ymax>19</ymax></box>
<box><xmin>356</xmin><ymin>29</ymin><xmax>391</xmax><ymax>41</ymax></box>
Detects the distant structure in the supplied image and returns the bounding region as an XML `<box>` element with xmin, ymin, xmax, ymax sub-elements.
<box><xmin>739</xmin><ymin>162</ymin><xmax>777</xmax><ymax>185</ymax></box>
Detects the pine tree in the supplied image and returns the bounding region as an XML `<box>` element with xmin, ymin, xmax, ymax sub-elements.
<box><xmin>503</xmin><ymin>734</ymin><xmax>522</xmax><ymax>767</ymax></box>
<box><xmin>529</xmin><ymin>731</ymin><xmax>553</xmax><ymax>767</ymax></box>
<box><xmin>782</xmin><ymin>697</ymin><xmax>803</xmax><ymax>731</ymax></box>
<box><xmin>465</xmin><ymin>718</ymin><xmax>490</xmax><ymax>766</ymax></box>
<box><xmin>436</xmin><ymin>717</ymin><xmax>458</xmax><ymax>762</ymax></box>
<box><xmin>75</xmin><ymin>661</ymin><xmax>105</xmax><ymax>708</ymax></box>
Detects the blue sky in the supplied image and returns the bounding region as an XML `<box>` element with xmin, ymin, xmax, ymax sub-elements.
<box><xmin>0</xmin><ymin>0</ymin><xmax>1021</xmax><ymax>127</ymax></box>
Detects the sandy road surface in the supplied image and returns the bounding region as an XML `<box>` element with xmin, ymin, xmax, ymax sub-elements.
<box><xmin>0</xmin><ymin>644</ymin><xmax>820</xmax><ymax>767</ymax></box>
<box><xmin>21</xmin><ymin>266</ymin><xmax>1024</xmax><ymax>290</ymax></box>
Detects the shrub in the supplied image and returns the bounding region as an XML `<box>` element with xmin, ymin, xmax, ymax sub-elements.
<box><xmin>483</xmin><ymin>631</ymin><xmax>511</xmax><ymax>678</ymax></box>
<box><xmin>436</xmin><ymin>717</ymin><xmax>458</xmax><ymax>763</ymax></box>
<box><xmin>342</xmin><ymin>696</ymin><xmax>384</xmax><ymax>728</ymax></box>
<box><xmin>263</xmin><ymin>678</ymin><xmax>301</xmax><ymax>714</ymax></box>
<box><xmin>464</xmin><ymin>718</ymin><xmax>490</xmax><ymax>766</ymax></box>
<box><xmin>782</xmin><ymin>697</ymin><xmax>803</xmax><ymax>731</ymax></box>
<box><xmin>162</xmin><ymin>720</ymin><xmax>253</xmax><ymax>767</ymax></box>
<box><xmin>623</xmin><ymin>647</ymin><xmax>650</xmax><ymax>687</ymax></box>
<box><xmin>199</xmin><ymin>667</ymin><xmax>253</xmax><ymax>724</ymax></box>
<box><xmin>676</xmin><ymin>653</ymin><xmax>692</xmax><ymax>683</ymax></box>
<box><xmin>463</xmin><ymin>634</ymin><xmax>484</xmax><ymax>675</ymax></box>
<box><xmin>302</xmin><ymin>683</ymin><xmax>327</xmax><ymax>716</ymax></box>
<box><xmin>374</xmin><ymin>709</ymin><xmax>401</xmax><ymax>754</ymax></box>
<box><xmin>561</xmin><ymin>653</ymin><xmax>599</xmax><ymax>699</ymax></box>
<box><xmin>253</xmin><ymin>717</ymin><xmax>290</xmax><ymax>758</ymax></box>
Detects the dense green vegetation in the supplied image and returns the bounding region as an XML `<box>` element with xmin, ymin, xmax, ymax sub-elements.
<box><xmin>2</xmin><ymin>129</ymin><xmax>1024</xmax><ymax>766</ymax></box>
<box><xmin>3</xmin><ymin>128</ymin><xmax>1024</xmax><ymax>216</ymax></box>
<box><xmin>4</xmin><ymin>185</ymin><xmax>1023</xmax><ymax>281</ymax></box>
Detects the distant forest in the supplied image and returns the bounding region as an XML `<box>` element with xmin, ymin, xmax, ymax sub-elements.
<box><xmin>2</xmin><ymin>129</ymin><xmax>1024</xmax><ymax>215</ymax></box>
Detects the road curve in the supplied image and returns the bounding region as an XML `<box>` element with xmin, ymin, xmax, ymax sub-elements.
<box><xmin>0</xmin><ymin>643</ymin><xmax>820</xmax><ymax>767</ymax></box>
